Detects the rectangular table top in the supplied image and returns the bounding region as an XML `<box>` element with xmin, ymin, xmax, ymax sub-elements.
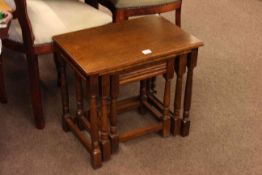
<box><xmin>53</xmin><ymin>16</ymin><xmax>203</xmax><ymax>76</ymax></box>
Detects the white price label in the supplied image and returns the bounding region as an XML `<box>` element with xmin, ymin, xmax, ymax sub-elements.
<box><xmin>142</xmin><ymin>49</ymin><xmax>152</xmax><ymax>55</ymax></box>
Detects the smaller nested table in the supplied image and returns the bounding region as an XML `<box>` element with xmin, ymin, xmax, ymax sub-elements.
<box><xmin>53</xmin><ymin>16</ymin><xmax>203</xmax><ymax>169</ymax></box>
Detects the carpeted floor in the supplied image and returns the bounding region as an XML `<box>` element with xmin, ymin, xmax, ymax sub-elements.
<box><xmin>1</xmin><ymin>0</ymin><xmax>262</xmax><ymax>174</ymax></box>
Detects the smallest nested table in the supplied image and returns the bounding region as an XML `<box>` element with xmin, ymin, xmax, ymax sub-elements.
<box><xmin>53</xmin><ymin>16</ymin><xmax>203</xmax><ymax>169</ymax></box>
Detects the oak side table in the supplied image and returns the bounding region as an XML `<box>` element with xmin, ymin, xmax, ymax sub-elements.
<box><xmin>53</xmin><ymin>16</ymin><xmax>203</xmax><ymax>169</ymax></box>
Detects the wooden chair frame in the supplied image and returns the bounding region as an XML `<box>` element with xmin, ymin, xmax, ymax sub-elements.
<box><xmin>99</xmin><ymin>0</ymin><xmax>182</xmax><ymax>25</ymax></box>
<box><xmin>2</xmin><ymin>0</ymin><xmax>99</xmax><ymax>129</ymax></box>
<box><xmin>0</xmin><ymin>3</ymin><xmax>13</xmax><ymax>103</ymax></box>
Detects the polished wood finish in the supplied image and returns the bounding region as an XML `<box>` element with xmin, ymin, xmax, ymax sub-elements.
<box><xmin>119</xmin><ymin>123</ymin><xmax>162</xmax><ymax>142</ymax></box>
<box><xmin>109</xmin><ymin>75</ymin><xmax>119</xmax><ymax>153</ymax></box>
<box><xmin>181</xmin><ymin>49</ymin><xmax>198</xmax><ymax>136</ymax></box>
<box><xmin>171</xmin><ymin>54</ymin><xmax>187</xmax><ymax>135</ymax></box>
<box><xmin>88</xmin><ymin>75</ymin><xmax>103</xmax><ymax>168</ymax></box>
<box><xmin>100</xmin><ymin>75</ymin><xmax>111</xmax><ymax>160</ymax></box>
<box><xmin>2</xmin><ymin>0</ymin><xmax>99</xmax><ymax>129</ymax></box>
<box><xmin>53</xmin><ymin>17</ymin><xmax>202</xmax><ymax>76</ymax></box>
<box><xmin>53</xmin><ymin>16</ymin><xmax>203</xmax><ymax>167</ymax></box>
<box><xmin>162</xmin><ymin>59</ymin><xmax>174</xmax><ymax>136</ymax></box>
<box><xmin>147</xmin><ymin>50</ymin><xmax>200</xmax><ymax>137</ymax></box>
<box><xmin>108</xmin><ymin>57</ymin><xmax>175</xmax><ymax>151</ymax></box>
<box><xmin>56</xmin><ymin>45</ymin><xmax>103</xmax><ymax>168</ymax></box>
<box><xmin>100</xmin><ymin>0</ymin><xmax>183</xmax><ymax>96</ymax></box>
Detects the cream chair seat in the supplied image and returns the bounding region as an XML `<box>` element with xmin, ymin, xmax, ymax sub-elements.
<box><xmin>8</xmin><ymin>0</ymin><xmax>112</xmax><ymax>45</ymax></box>
<box><xmin>3</xmin><ymin>0</ymin><xmax>112</xmax><ymax>129</ymax></box>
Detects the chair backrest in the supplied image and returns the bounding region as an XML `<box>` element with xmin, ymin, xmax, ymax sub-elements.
<box><xmin>5</xmin><ymin>0</ymin><xmax>98</xmax><ymax>8</ymax></box>
<box><xmin>5</xmin><ymin>0</ymin><xmax>99</xmax><ymax>49</ymax></box>
<box><xmin>13</xmin><ymin>0</ymin><xmax>35</xmax><ymax>49</ymax></box>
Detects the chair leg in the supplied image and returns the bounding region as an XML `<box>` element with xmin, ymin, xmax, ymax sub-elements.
<box><xmin>0</xmin><ymin>54</ymin><xmax>7</xmax><ymax>103</ymax></box>
<box><xmin>175</xmin><ymin>7</ymin><xmax>181</xmax><ymax>27</ymax></box>
<box><xmin>113</xmin><ymin>10</ymin><xmax>128</xmax><ymax>23</ymax></box>
<box><xmin>27</xmin><ymin>53</ymin><xmax>45</xmax><ymax>129</ymax></box>
<box><xmin>54</xmin><ymin>53</ymin><xmax>61</xmax><ymax>87</ymax></box>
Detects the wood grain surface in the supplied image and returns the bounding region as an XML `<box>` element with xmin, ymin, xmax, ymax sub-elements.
<box><xmin>53</xmin><ymin>16</ymin><xmax>203</xmax><ymax>76</ymax></box>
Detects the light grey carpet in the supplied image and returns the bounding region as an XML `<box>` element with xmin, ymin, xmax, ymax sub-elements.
<box><xmin>0</xmin><ymin>0</ymin><xmax>262</xmax><ymax>174</ymax></box>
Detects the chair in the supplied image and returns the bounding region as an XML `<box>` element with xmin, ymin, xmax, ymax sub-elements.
<box><xmin>99</xmin><ymin>0</ymin><xmax>182</xmax><ymax>25</ymax></box>
<box><xmin>3</xmin><ymin>0</ymin><xmax>111</xmax><ymax>129</ymax></box>
<box><xmin>0</xmin><ymin>2</ymin><xmax>13</xmax><ymax>103</ymax></box>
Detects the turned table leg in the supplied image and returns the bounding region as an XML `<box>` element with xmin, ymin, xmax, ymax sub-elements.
<box><xmin>58</xmin><ymin>54</ymin><xmax>70</xmax><ymax>132</ymax></box>
<box><xmin>53</xmin><ymin>53</ymin><xmax>62</xmax><ymax>87</ymax></box>
<box><xmin>171</xmin><ymin>55</ymin><xmax>187</xmax><ymax>136</ymax></box>
<box><xmin>181</xmin><ymin>49</ymin><xmax>198</xmax><ymax>137</ymax></box>
<box><xmin>75</xmin><ymin>73</ymin><xmax>84</xmax><ymax>130</ymax></box>
<box><xmin>100</xmin><ymin>75</ymin><xmax>111</xmax><ymax>161</ymax></box>
<box><xmin>0</xmin><ymin>54</ymin><xmax>7</xmax><ymax>103</ymax></box>
<box><xmin>162</xmin><ymin>59</ymin><xmax>174</xmax><ymax>137</ymax></box>
<box><xmin>89</xmin><ymin>75</ymin><xmax>102</xmax><ymax>168</ymax></box>
<box><xmin>110</xmin><ymin>75</ymin><xmax>119</xmax><ymax>153</ymax></box>
<box><xmin>138</xmin><ymin>80</ymin><xmax>147</xmax><ymax>114</ymax></box>
<box><xmin>146</xmin><ymin>77</ymin><xmax>157</xmax><ymax>95</ymax></box>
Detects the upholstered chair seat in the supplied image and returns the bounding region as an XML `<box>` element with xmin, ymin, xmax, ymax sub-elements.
<box><xmin>2</xmin><ymin>0</ymin><xmax>112</xmax><ymax>129</ymax></box>
<box><xmin>8</xmin><ymin>0</ymin><xmax>112</xmax><ymax>45</ymax></box>
<box><xmin>108</xmin><ymin>0</ymin><xmax>180</xmax><ymax>8</ymax></box>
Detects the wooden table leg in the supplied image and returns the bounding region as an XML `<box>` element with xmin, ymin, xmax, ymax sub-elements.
<box><xmin>110</xmin><ymin>75</ymin><xmax>119</xmax><ymax>153</ymax></box>
<box><xmin>150</xmin><ymin>77</ymin><xmax>157</xmax><ymax>93</ymax></box>
<box><xmin>162</xmin><ymin>59</ymin><xmax>174</xmax><ymax>137</ymax></box>
<box><xmin>181</xmin><ymin>49</ymin><xmax>198</xmax><ymax>137</ymax></box>
<box><xmin>53</xmin><ymin>53</ymin><xmax>61</xmax><ymax>87</ymax></box>
<box><xmin>75</xmin><ymin>73</ymin><xmax>84</xmax><ymax>130</ymax></box>
<box><xmin>0</xmin><ymin>54</ymin><xmax>7</xmax><ymax>103</ymax></box>
<box><xmin>89</xmin><ymin>75</ymin><xmax>102</xmax><ymax>168</ymax></box>
<box><xmin>146</xmin><ymin>77</ymin><xmax>157</xmax><ymax>95</ymax></box>
<box><xmin>171</xmin><ymin>55</ymin><xmax>187</xmax><ymax>136</ymax></box>
<box><xmin>58</xmin><ymin>54</ymin><xmax>70</xmax><ymax>132</ymax></box>
<box><xmin>100</xmin><ymin>75</ymin><xmax>111</xmax><ymax>161</ymax></box>
<box><xmin>138</xmin><ymin>80</ymin><xmax>147</xmax><ymax>114</ymax></box>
